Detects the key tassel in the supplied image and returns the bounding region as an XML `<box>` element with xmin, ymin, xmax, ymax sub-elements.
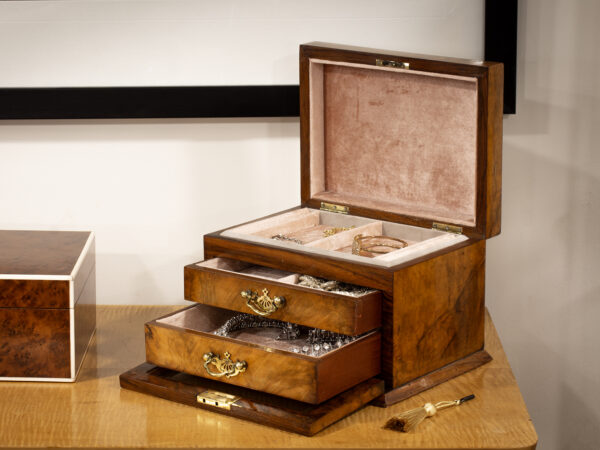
<box><xmin>384</xmin><ymin>394</ymin><xmax>475</xmax><ymax>432</ymax></box>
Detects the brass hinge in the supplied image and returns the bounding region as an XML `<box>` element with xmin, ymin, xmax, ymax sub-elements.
<box><xmin>432</xmin><ymin>222</ymin><xmax>463</xmax><ymax>234</ymax></box>
<box><xmin>376</xmin><ymin>59</ymin><xmax>410</xmax><ymax>69</ymax></box>
<box><xmin>320</xmin><ymin>202</ymin><xmax>349</xmax><ymax>214</ymax></box>
<box><xmin>197</xmin><ymin>390</ymin><xmax>240</xmax><ymax>410</ymax></box>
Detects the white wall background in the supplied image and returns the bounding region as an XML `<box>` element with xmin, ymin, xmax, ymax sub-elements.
<box><xmin>0</xmin><ymin>0</ymin><xmax>484</xmax><ymax>307</ymax></box>
<box><xmin>1</xmin><ymin>1</ymin><xmax>599</xmax><ymax>449</ymax></box>
<box><xmin>486</xmin><ymin>1</ymin><xmax>600</xmax><ymax>449</ymax></box>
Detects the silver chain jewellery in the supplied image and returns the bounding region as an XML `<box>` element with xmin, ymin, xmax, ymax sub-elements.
<box><xmin>213</xmin><ymin>313</ymin><xmax>358</xmax><ymax>357</ymax></box>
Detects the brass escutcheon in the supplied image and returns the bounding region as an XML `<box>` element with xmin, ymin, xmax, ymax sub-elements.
<box><xmin>241</xmin><ymin>288</ymin><xmax>286</xmax><ymax>316</ymax></box>
<box><xmin>202</xmin><ymin>351</ymin><xmax>247</xmax><ymax>378</ymax></box>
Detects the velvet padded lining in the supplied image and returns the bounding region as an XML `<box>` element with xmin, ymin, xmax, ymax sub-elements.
<box><xmin>309</xmin><ymin>59</ymin><xmax>478</xmax><ymax>226</ymax></box>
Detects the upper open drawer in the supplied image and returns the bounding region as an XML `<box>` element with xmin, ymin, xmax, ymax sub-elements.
<box><xmin>184</xmin><ymin>257</ymin><xmax>381</xmax><ymax>336</ymax></box>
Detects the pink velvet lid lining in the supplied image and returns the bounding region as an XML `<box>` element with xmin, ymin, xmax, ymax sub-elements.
<box><xmin>309</xmin><ymin>59</ymin><xmax>478</xmax><ymax>227</ymax></box>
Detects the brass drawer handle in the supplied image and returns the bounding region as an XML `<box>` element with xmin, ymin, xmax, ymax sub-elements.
<box><xmin>203</xmin><ymin>351</ymin><xmax>247</xmax><ymax>378</ymax></box>
<box><xmin>241</xmin><ymin>288</ymin><xmax>286</xmax><ymax>316</ymax></box>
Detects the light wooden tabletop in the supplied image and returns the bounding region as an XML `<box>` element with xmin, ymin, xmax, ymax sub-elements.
<box><xmin>0</xmin><ymin>306</ymin><xmax>537</xmax><ymax>449</ymax></box>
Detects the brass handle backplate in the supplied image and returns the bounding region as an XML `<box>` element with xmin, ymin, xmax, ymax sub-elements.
<box><xmin>241</xmin><ymin>288</ymin><xmax>286</xmax><ymax>316</ymax></box>
<box><xmin>203</xmin><ymin>351</ymin><xmax>247</xmax><ymax>378</ymax></box>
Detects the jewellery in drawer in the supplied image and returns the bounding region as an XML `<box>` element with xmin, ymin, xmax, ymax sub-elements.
<box><xmin>294</xmin><ymin>329</ymin><xmax>357</xmax><ymax>356</ymax></box>
<box><xmin>213</xmin><ymin>313</ymin><xmax>356</xmax><ymax>357</ymax></box>
<box><xmin>297</xmin><ymin>274</ymin><xmax>372</xmax><ymax>297</ymax></box>
<box><xmin>322</xmin><ymin>226</ymin><xmax>355</xmax><ymax>237</ymax></box>
<box><xmin>271</xmin><ymin>234</ymin><xmax>303</xmax><ymax>244</ymax></box>
<box><xmin>214</xmin><ymin>313</ymin><xmax>301</xmax><ymax>340</ymax></box>
<box><xmin>352</xmin><ymin>234</ymin><xmax>408</xmax><ymax>257</ymax></box>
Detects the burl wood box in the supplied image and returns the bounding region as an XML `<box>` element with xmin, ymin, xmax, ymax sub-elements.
<box><xmin>0</xmin><ymin>231</ymin><xmax>96</xmax><ymax>381</ymax></box>
<box><xmin>121</xmin><ymin>42</ymin><xmax>502</xmax><ymax>435</ymax></box>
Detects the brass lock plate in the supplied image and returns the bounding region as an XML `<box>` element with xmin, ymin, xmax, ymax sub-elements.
<box><xmin>197</xmin><ymin>390</ymin><xmax>240</xmax><ymax>410</ymax></box>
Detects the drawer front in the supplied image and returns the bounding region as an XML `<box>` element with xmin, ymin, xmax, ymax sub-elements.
<box><xmin>184</xmin><ymin>258</ymin><xmax>381</xmax><ymax>335</ymax></box>
<box><xmin>145</xmin><ymin>304</ymin><xmax>381</xmax><ymax>404</ymax></box>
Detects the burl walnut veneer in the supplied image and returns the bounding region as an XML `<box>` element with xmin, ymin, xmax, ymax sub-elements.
<box><xmin>0</xmin><ymin>230</ymin><xmax>96</xmax><ymax>381</ymax></box>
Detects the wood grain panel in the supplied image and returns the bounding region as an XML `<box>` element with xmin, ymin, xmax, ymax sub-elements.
<box><xmin>0</xmin><ymin>230</ymin><xmax>90</xmax><ymax>275</ymax></box>
<box><xmin>391</xmin><ymin>240</ymin><xmax>486</xmax><ymax>386</ymax></box>
<box><xmin>120</xmin><ymin>363</ymin><xmax>384</xmax><ymax>436</ymax></box>
<box><xmin>73</xmin><ymin>235</ymin><xmax>95</xmax><ymax>302</ymax></box>
<box><xmin>0</xmin><ymin>279</ymin><xmax>70</xmax><ymax>309</ymax></box>
<box><xmin>74</xmin><ymin>268</ymin><xmax>96</xmax><ymax>376</ymax></box>
<box><xmin>145</xmin><ymin>305</ymin><xmax>381</xmax><ymax>404</ymax></box>
<box><xmin>0</xmin><ymin>308</ymin><xmax>70</xmax><ymax>378</ymax></box>
<box><xmin>184</xmin><ymin>261</ymin><xmax>381</xmax><ymax>335</ymax></box>
<box><xmin>316</xmin><ymin>333</ymin><xmax>381</xmax><ymax>403</ymax></box>
<box><xmin>486</xmin><ymin>62</ymin><xmax>504</xmax><ymax>238</ymax></box>
<box><xmin>372</xmin><ymin>349</ymin><xmax>492</xmax><ymax>407</ymax></box>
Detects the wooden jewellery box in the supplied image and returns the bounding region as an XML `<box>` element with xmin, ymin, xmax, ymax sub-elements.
<box><xmin>120</xmin><ymin>42</ymin><xmax>503</xmax><ymax>434</ymax></box>
<box><xmin>0</xmin><ymin>230</ymin><xmax>96</xmax><ymax>381</ymax></box>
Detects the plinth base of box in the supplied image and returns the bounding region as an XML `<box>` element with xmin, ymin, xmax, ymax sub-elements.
<box><xmin>120</xmin><ymin>362</ymin><xmax>384</xmax><ymax>436</ymax></box>
<box><xmin>371</xmin><ymin>349</ymin><xmax>492</xmax><ymax>407</ymax></box>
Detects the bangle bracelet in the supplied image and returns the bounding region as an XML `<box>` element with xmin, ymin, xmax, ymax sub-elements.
<box><xmin>352</xmin><ymin>234</ymin><xmax>408</xmax><ymax>257</ymax></box>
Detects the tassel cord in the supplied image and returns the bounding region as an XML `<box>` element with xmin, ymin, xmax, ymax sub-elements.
<box><xmin>431</xmin><ymin>399</ymin><xmax>460</xmax><ymax>413</ymax></box>
<box><xmin>384</xmin><ymin>394</ymin><xmax>475</xmax><ymax>432</ymax></box>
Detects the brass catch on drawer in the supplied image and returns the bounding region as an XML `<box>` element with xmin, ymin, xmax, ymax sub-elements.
<box><xmin>203</xmin><ymin>351</ymin><xmax>247</xmax><ymax>378</ymax></box>
<box><xmin>197</xmin><ymin>390</ymin><xmax>240</xmax><ymax>410</ymax></box>
<box><xmin>241</xmin><ymin>288</ymin><xmax>286</xmax><ymax>316</ymax></box>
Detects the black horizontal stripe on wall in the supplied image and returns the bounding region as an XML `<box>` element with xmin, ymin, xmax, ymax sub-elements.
<box><xmin>0</xmin><ymin>85</ymin><xmax>300</xmax><ymax>119</ymax></box>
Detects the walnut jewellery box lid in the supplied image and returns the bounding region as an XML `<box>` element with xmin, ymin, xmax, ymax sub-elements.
<box><xmin>299</xmin><ymin>42</ymin><xmax>503</xmax><ymax>239</ymax></box>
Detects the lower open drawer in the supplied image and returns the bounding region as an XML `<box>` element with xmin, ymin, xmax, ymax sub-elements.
<box><xmin>145</xmin><ymin>304</ymin><xmax>381</xmax><ymax>404</ymax></box>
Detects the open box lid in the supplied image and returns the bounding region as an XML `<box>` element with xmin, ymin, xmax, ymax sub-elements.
<box><xmin>300</xmin><ymin>43</ymin><xmax>503</xmax><ymax>239</ymax></box>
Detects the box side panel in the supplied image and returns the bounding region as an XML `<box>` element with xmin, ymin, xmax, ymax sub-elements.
<box><xmin>0</xmin><ymin>279</ymin><xmax>70</xmax><ymax>309</ymax></box>
<box><xmin>391</xmin><ymin>240</ymin><xmax>485</xmax><ymax>386</ymax></box>
<box><xmin>74</xmin><ymin>266</ymin><xmax>96</xmax><ymax>377</ymax></box>
<box><xmin>72</xmin><ymin>233</ymin><xmax>95</xmax><ymax>304</ymax></box>
<box><xmin>486</xmin><ymin>63</ymin><xmax>503</xmax><ymax>238</ymax></box>
<box><xmin>0</xmin><ymin>308</ymin><xmax>71</xmax><ymax>378</ymax></box>
<box><xmin>380</xmin><ymin>292</ymin><xmax>395</xmax><ymax>386</ymax></box>
<box><xmin>316</xmin><ymin>333</ymin><xmax>380</xmax><ymax>404</ymax></box>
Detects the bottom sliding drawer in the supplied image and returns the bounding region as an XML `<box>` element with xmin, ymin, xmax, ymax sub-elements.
<box><xmin>145</xmin><ymin>304</ymin><xmax>381</xmax><ymax>404</ymax></box>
